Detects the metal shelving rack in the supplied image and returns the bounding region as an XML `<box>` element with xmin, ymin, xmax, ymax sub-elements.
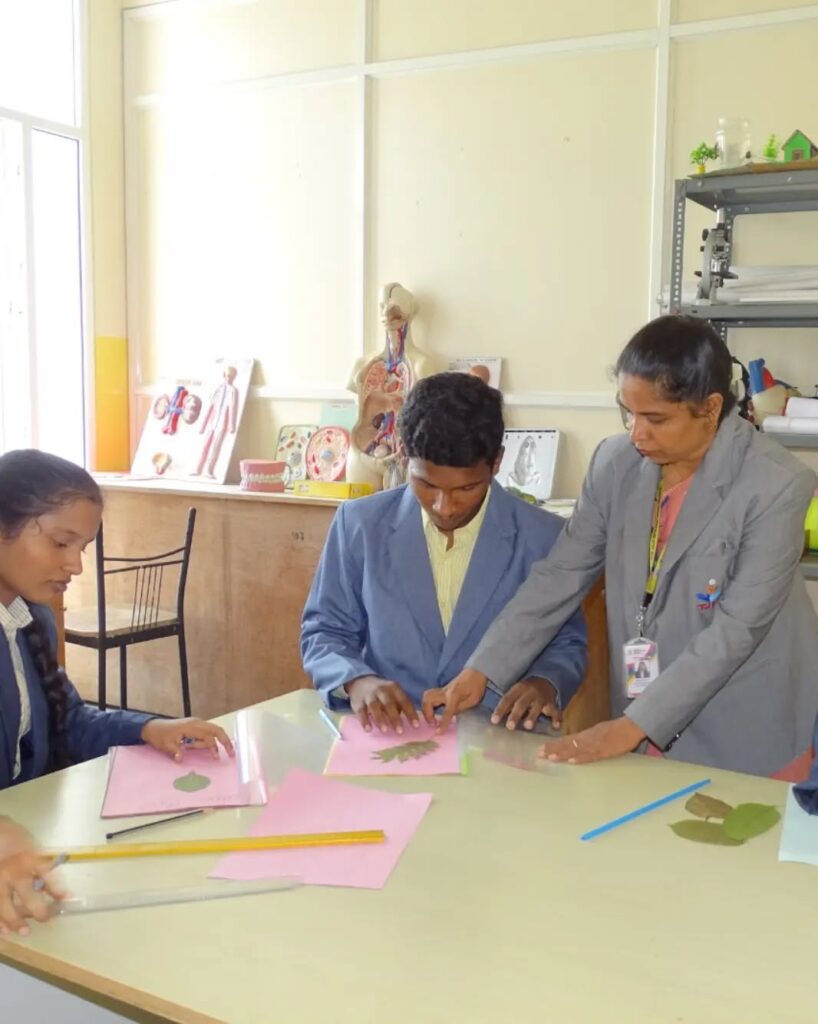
<box><xmin>669</xmin><ymin>166</ymin><xmax>818</xmax><ymax>333</ymax></box>
<box><xmin>668</xmin><ymin>167</ymin><xmax>818</xmax><ymax>579</ymax></box>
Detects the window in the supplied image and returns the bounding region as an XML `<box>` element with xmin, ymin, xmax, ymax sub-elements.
<box><xmin>0</xmin><ymin>0</ymin><xmax>88</xmax><ymax>464</ymax></box>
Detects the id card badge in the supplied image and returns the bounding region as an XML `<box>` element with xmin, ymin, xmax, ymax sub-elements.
<box><xmin>624</xmin><ymin>637</ymin><xmax>660</xmax><ymax>697</ymax></box>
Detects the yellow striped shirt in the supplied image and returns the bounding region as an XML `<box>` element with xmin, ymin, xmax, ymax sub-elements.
<box><xmin>421</xmin><ymin>489</ymin><xmax>491</xmax><ymax>633</ymax></box>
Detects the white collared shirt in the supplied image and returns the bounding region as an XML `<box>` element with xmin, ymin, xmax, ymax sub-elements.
<box><xmin>0</xmin><ymin>597</ymin><xmax>34</xmax><ymax>779</ymax></box>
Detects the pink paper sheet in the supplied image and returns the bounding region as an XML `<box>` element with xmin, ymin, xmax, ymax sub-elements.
<box><xmin>325</xmin><ymin>716</ymin><xmax>461</xmax><ymax>776</ymax></box>
<box><xmin>210</xmin><ymin>769</ymin><xmax>432</xmax><ymax>889</ymax></box>
<box><xmin>101</xmin><ymin>745</ymin><xmax>265</xmax><ymax>818</ymax></box>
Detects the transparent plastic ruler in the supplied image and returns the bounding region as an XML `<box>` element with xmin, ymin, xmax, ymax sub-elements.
<box><xmin>55</xmin><ymin>877</ymin><xmax>302</xmax><ymax>915</ymax></box>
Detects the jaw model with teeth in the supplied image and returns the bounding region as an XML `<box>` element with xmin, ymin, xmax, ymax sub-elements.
<box><xmin>239</xmin><ymin>460</ymin><xmax>287</xmax><ymax>493</ymax></box>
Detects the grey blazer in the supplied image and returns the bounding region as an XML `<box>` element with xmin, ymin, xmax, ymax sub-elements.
<box><xmin>468</xmin><ymin>413</ymin><xmax>818</xmax><ymax>775</ymax></box>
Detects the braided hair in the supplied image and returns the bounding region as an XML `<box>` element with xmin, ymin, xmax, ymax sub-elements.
<box><xmin>0</xmin><ymin>450</ymin><xmax>102</xmax><ymax>771</ymax></box>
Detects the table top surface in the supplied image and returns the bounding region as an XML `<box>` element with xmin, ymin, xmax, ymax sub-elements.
<box><xmin>0</xmin><ymin>690</ymin><xmax>815</xmax><ymax>1024</ymax></box>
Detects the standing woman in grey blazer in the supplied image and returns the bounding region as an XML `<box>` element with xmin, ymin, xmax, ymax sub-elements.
<box><xmin>423</xmin><ymin>316</ymin><xmax>818</xmax><ymax>776</ymax></box>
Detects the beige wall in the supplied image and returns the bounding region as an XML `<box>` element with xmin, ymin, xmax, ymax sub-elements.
<box><xmin>87</xmin><ymin>0</ymin><xmax>818</xmax><ymax>496</ymax></box>
<box><xmin>88</xmin><ymin>0</ymin><xmax>127</xmax><ymax>338</ymax></box>
<box><xmin>371</xmin><ymin>0</ymin><xmax>657</xmax><ymax>59</ymax></box>
<box><xmin>673</xmin><ymin>0</ymin><xmax>818</xmax><ymax>21</ymax></box>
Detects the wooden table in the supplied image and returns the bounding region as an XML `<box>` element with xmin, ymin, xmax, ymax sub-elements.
<box><xmin>65</xmin><ymin>479</ymin><xmax>609</xmax><ymax>733</ymax></box>
<box><xmin>0</xmin><ymin>690</ymin><xmax>815</xmax><ymax>1023</ymax></box>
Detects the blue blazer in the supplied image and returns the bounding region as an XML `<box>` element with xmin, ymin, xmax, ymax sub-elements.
<box><xmin>0</xmin><ymin>604</ymin><xmax>152</xmax><ymax>789</ymax></box>
<box><xmin>301</xmin><ymin>481</ymin><xmax>587</xmax><ymax>711</ymax></box>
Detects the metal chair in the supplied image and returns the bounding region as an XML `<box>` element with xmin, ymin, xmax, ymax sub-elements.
<box><xmin>65</xmin><ymin>508</ymin><xmax>196</xmax><ymax>716</ymax></box>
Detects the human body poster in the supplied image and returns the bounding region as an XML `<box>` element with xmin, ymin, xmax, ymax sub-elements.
<box><xmin>132</xmin><ymin>358</ymin><xmax>254</xmax><ymax>483</ymax></box>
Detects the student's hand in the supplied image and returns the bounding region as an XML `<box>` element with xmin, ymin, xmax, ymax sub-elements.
<box><xmin>346</xmin><ymin>676</ymin><xmax>420</xmax><ymax>735</ymax></box>
<box><xmin>490</xmin><ymin>677</ymin><xmax>561</xmax><ymax>731</ymax></box>
<box><xmin>422</xmin><ymin>668</ymin><xmax>487</xmax><ymax>733</ymax></box>
<box><xmin>0</xmin><ymin>820</ymin><xmax>67</xmax><ymax>936</ymax></box>
<box><xmin>538</xmin><ymin>716</ymin><xmax>646</xmax><ymax>765</ymax></box>
<box><xmin>141</xmin><ymin>718</ymin><xmax>235</xmax><ymax>761</ymax></box>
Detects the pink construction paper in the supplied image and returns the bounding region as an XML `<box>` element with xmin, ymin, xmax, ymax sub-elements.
<box><xmin>101</xmin><ymin>745</ymin><xmax>266</xmax><ymax>818</ymax></box>
<box><xmin>210</xmin><ymin>769</ymin><xmax>432</xmax><ymax>889</ymax></box>
<box><xmin>325</xmin><ymin>716</ymin><xmax>461</xmax><ymax>776</ymax></box>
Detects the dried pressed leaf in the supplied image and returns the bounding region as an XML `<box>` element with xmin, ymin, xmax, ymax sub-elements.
<box><xmin>685</xmin><ymin>792</ymin><xmax>734</xmax><ymax>820</ymax></box>
<box><xmin>722</xmin><ymin>803</ymin><xmax>780</xmax><ymax>842</ymax></box>
<box><xmin>173</xmin><ymin>771</ymin><xmax>211</xmax><ymax>793</ymax></box>
<box><xmin>669</xmin><ymin>820</ymin><xmax>744</xmax><ymax>846</ymax></box>
<box><xmin>371</xmin><ymin>740</ymin><xmax>439</xmax><ymax>764</ymax></box>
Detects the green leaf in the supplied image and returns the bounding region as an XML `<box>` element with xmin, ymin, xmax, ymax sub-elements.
<box><xmin>685</xmin><ymin>792</ymin><xmax>734</xmax><ymax>820</ymax></box>
<box><xmin>722</xmin><ymin>803</ymin><xmax>780</xmax><ymax>842</ymax></box>
<box><xmin>173</xmin><ymin>770</ymin><xmax>211</xmax><ymax>793</ymax></box>
<box><xmin>669</xmin><ymin>820</ymin><xmax>745</xmax><ymax>846</ymax></box>
<box><xmin>371</xmin><ymin>740</ymin><xmax>439</xmax><ymax>764</ymax></box>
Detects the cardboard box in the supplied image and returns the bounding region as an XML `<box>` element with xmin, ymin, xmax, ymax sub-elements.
<box><xmin>292</xmin><ymin>480</ymin><xmax>374</xmax><ymax>500</ymax></box>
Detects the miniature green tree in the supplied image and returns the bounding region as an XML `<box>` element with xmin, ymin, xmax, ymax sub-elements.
<box><xmin>690</xmin><ymin>142</ymin><xmax>720</xmax><ymax>173</ymax></box>
<box><xmin>763</xmin><ymin>133</ymin><xmax>779</xmax><ymax>161</ymax></box>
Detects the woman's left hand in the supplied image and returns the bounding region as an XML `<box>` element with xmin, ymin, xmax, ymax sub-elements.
<box><xmin>141</xmin><ymin>718</ymin><xmax>235</xmax><ymax>761</ymax></box>
<box><xmin>538</xmin><ymin>716</ymin><xmax>646</xmax><ymax>765</ymax></box>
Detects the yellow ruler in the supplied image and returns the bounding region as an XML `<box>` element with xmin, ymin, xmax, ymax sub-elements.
<box><xmin>49</xmin><ymin>830</ymin><xmax>386</xmax><ymax>863</ymax></box>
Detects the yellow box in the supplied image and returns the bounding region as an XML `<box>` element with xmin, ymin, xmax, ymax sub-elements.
<box><xmin>805</xmin><ymin>496</ymin><xmax>818</xmax><ymax>551</ymax></box>
<box><xmin>292</xmin><ymin>481</ymin><xmax>374</xmax><ymax>500</ymax></box>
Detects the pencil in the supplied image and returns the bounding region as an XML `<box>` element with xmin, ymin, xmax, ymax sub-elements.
<box><xmin>105</xmin><ymin>808</ymin><xmax>207</xmax><ymax>841</ymax></box>
<box><xmin>32</xmin><ymin>853</ymin><xmax>68</xmax><ymax>891</ymax></box>
<box><xmin>318</xmin><ymin>707</ymin><xmax>343</xmax><ymax>741</ymax></box>
<box><xmin>580</xmin><ymin>778</ymin><xmax>711</xmax><ymax>841</ymax></box>
<box><xmin>48</xmin><ymin>829</ymin><xmax>386</xmax><ymax>863</ymax></box>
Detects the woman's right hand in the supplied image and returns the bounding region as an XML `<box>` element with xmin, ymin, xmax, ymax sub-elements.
<box><xmin>422</xmin><ymin>669</ymin><xmax>488</xmax><ymax>732</ymax></box>
<box><xmin>0</xmin><ymin>819</ymin><xmax>66</xmax><ymax>936</ymax></box>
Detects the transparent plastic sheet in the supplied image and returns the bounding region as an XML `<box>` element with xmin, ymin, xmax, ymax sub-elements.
<box><xmin>255</xmin><ymin>708</ymin><xmax>335</xmax><ymax>783</ymax></box>
<box><xmin>233</xmin><ymin>707</ymin><xmax>266</xmax><ymax>800</ymax></box>
<box><xmin>100</xmin><ymin>707</ymin><xmax>268</xmax><ymax>819</ymax></box>
<box><xmin>457</xmin><ymin>705</ymin><xmax>559</xmax><ymax>773</ymax></box>
<box><xmin>255</xmin><ymin>701</ymin><xmax>557</xmax><ymax>775</ymax></box>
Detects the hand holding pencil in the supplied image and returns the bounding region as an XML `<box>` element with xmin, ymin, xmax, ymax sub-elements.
<box><xmin>140</xmin><ymin>717</ymin><xmax>235</xmax><ymax>762</ymax></box>
<box><xmin>0</xmin><ymin>818</ymin><xmax>67</xmax><ymax>936</ymax></box>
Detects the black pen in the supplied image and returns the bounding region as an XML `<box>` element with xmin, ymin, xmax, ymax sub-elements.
<box><xmin>105</xmin><ymin>808</ymin><xmax>207</xmax><ymax>841</ymax></box>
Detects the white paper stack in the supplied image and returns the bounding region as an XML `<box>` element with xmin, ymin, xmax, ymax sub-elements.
<box><xmin>762</xmin><ymin>416</ymin><xmax>818</xmax><ymax>434</ymax></box>
<box><xmin>762</xmin><ymin>397</ymin><xmax>818</xmax><ymax>433</ymax></box>
<box><xmin>660</xmin><ymin>265</ymin><xmax>818</xmax><ymax>307</ymax></box>
<box><xmin>785</xmin><ymin>397</ymin><xmax>818</xmax><ymax>418</ymax></box>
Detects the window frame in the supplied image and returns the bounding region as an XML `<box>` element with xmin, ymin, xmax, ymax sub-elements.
<box><xmin>0</xmin><ymin>0</ymin><xmax>94</xmax><ymax>465</ymax></box>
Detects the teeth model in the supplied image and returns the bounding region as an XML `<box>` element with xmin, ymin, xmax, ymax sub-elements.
<box><xmin>239</xmin><ymin>459</ymin><xmax>287</xmax><ymax>493</ymax></box>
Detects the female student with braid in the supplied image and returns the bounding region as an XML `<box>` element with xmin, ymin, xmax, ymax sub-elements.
<box><xmin>0</xmin><ymin>449</ymin><xmax>233</xmax><ymax>933</ymax></box>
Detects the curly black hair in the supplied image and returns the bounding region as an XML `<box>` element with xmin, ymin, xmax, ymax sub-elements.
<box><xmin>397</xmin><ymin>372</ymin><xmax>505</xmax><ymax>468</ymax></box>
<box><xmin>0</xmin><ymin>450</ymin><xmax>103</xmax><ymax>771</ymax></box>
<box><xmin>615</xmin><ymin>315</ymin><xmax>737</xmax><ymax>423</ymax></box>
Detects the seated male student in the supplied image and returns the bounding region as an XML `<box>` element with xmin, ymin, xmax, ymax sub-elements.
<box><xmin>301</xmin><ymin>371</ymin><xmax>587</xmax><ymax>733</ymax></box>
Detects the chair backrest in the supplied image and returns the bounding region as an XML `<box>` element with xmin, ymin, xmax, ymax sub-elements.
<box><xmin>94</xmin><ymin>507</ymin><xmax>197</xmax><ymax>633</ymax></box>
